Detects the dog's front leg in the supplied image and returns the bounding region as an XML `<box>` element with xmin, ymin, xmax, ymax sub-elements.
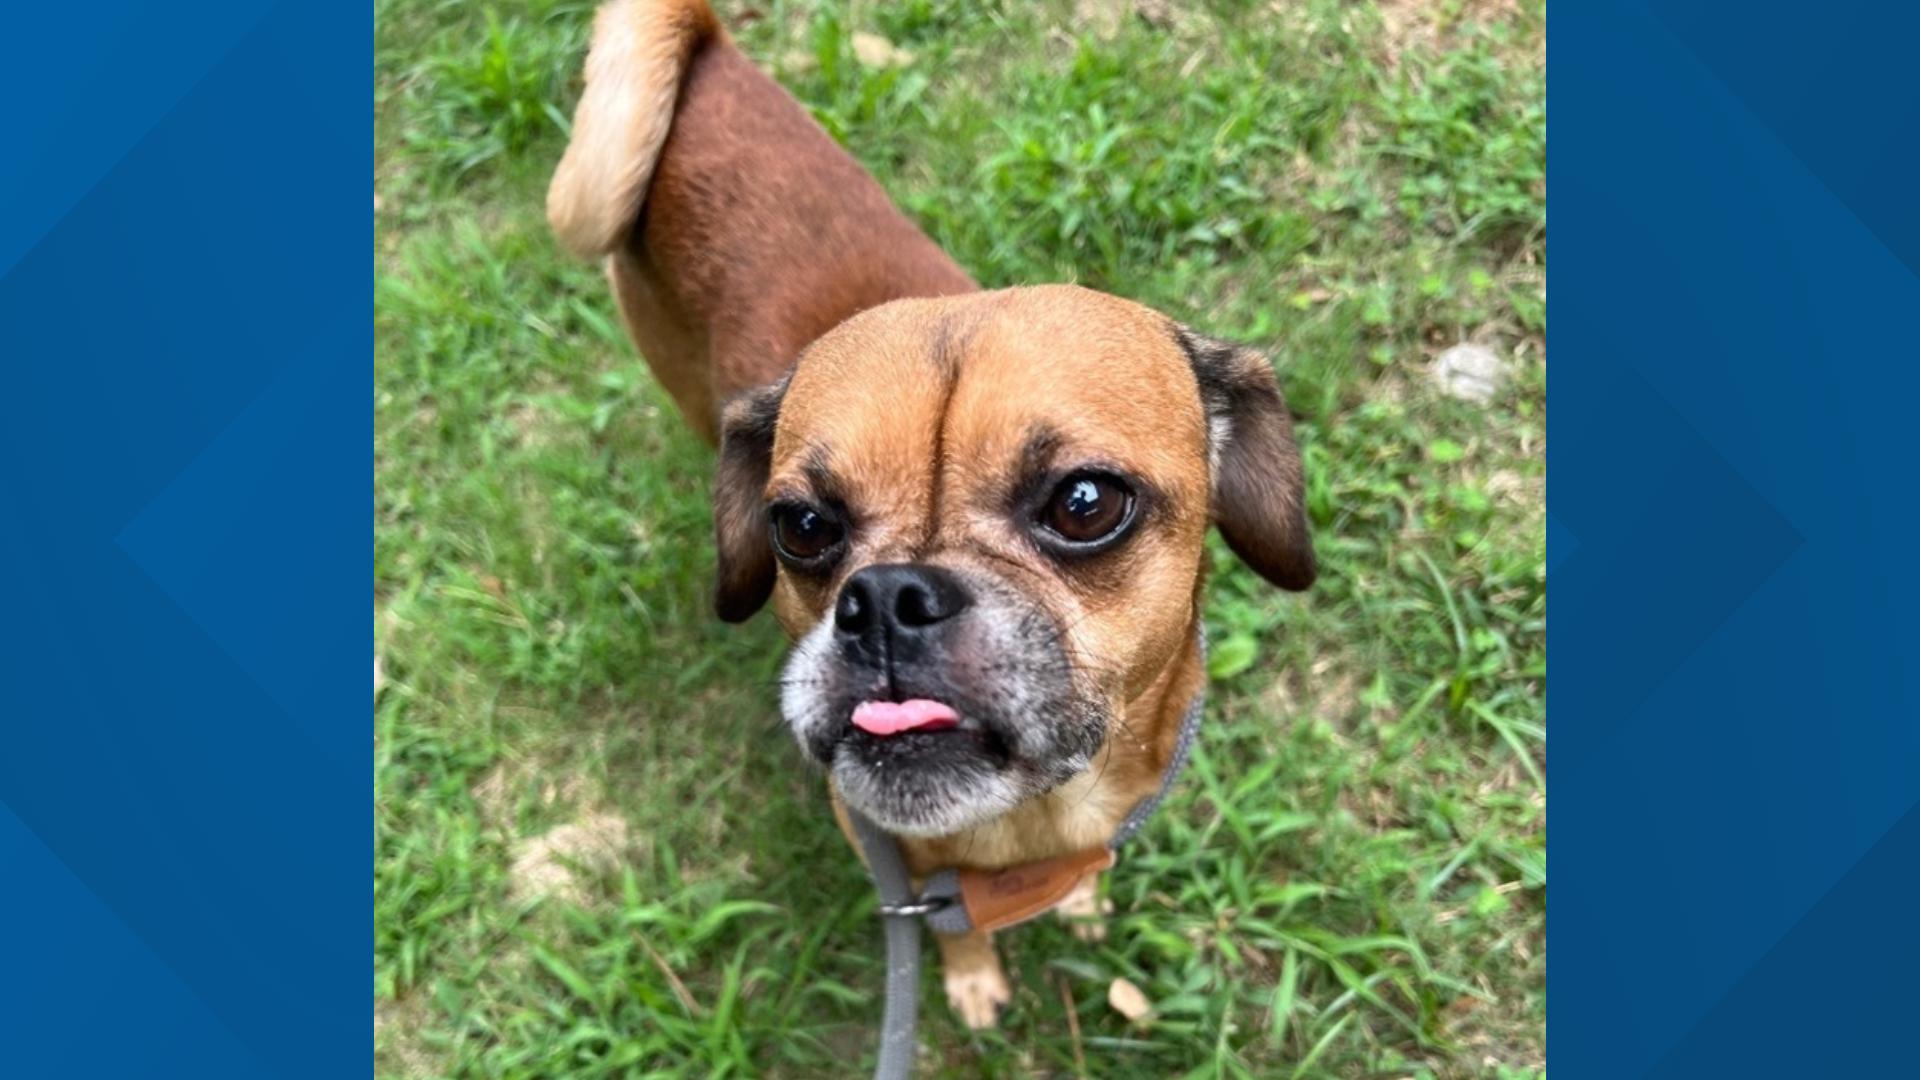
<box><xmin>935</xmin><ymin>927</ymin><xmax>1010</xmax><ymax>1029</ymax></box>
<box><xmin>1053</xmin><ymin>870</ymin><xmax>1113</xmax><ymax>942</ymax></box>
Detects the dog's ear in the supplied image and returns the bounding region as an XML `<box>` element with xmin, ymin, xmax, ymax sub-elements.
<box><xmin>712</xmin><ymin>377</ymin><xmax>788</xmax><ymax>621</ymax></box>
<box><xmin>1177</xmin><ymin>326</ymin><xmax>1317</xmax><ymax>591</ymax></box>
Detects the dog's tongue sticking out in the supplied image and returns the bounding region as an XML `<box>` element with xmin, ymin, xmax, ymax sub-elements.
<box><xmin>852</xmin><ymin>699</ymin><xmax>960</xmax><ymax>736</ymax></box>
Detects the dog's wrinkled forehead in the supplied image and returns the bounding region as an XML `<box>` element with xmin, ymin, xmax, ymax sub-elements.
<box><xmin>767</xmin><ymin>286</ymin><xmax>1213</xmax><ymax>545</ymax></box>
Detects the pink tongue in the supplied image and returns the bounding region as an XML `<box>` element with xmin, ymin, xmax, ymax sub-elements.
<box><xmin>852</xmin><ymin>699</ymin><xmax>960</xmax><ymax>736</ymax></box>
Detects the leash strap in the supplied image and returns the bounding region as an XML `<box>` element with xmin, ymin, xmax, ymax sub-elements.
<box><xmin>847</xmin><ymin>677</ymin><xmax>1207</xmax><ymax>1080</ymax></box>
<box><xmin>847</xmin><ymin>807</ymin><xmax>925</xmax><ymax>1080</ymax></box>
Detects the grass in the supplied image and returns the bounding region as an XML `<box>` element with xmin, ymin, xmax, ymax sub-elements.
<box><xmin>374</xmin><ymin>1</ymin><xmax>1546</xmax><ymax>1076</ymax></box>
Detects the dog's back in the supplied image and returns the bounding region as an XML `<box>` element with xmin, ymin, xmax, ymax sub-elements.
<box><xmin>548</xmin><ymin>0</ymin><xmax>975</xmax><ymax>442</ymax></box>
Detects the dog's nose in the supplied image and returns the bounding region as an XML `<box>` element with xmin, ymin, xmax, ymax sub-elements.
<box><xmin>835</xmin><ymin>564</ymin><xmax>971</xmax><ymax>657</ymax></box>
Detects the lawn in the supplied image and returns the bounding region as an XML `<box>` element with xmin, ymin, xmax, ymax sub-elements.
<box><xmin>373</xmin><ymin>1</ymin><xmax>1546</xmax><ymax>1076</ymax></box>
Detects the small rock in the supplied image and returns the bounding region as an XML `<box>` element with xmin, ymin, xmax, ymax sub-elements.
<box><xmin>1107</xmin><ymin>976</ymin><xmax>1152</xmax><ymax>1024</ymax></box>
<box><xmin>1430</xmin><ymin>343</ymin><xmax>1510</xmax><ymax>405</ymax></box>
<box><xmin>851</xmin><ymin>32</ymin><xmax>913</xmax><ymax>69</ymax></box>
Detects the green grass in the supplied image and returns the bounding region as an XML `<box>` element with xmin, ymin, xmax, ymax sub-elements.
<box><xmin>374</xmin><ymin>1</ymin><xmax>1545</xmax><ymax>1076</ymax></box>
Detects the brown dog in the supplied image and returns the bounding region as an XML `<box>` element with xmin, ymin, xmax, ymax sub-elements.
<box><xmin>549</xmin><ymin>0</ymin><xmax>1313</xmax><ymax>1029</ymax></box>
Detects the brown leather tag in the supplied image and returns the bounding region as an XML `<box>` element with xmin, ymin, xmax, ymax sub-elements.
<box><xmin>957</xmin><ymin>847</ymin><xmax>1117</xmax><ymax>933</ymax></box>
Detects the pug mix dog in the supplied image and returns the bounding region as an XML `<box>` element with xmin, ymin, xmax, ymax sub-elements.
<box><xmin>548</xmin><ymin>0</ymin><xmax>1314</xmax><ymax>1028</ymax></box>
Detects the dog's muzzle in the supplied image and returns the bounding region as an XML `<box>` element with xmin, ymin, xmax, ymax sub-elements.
<box><xmin>778</xmin><ymin>562</ymin><xmax>1108</xmax><ymax>836</ymax></box>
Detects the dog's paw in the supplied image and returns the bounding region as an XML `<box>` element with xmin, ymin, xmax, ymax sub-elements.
<box><xmin>1063</xmin><ymin>904</ymin><xmax>1113</xmax><ymax>943</ymax></box>
<box><xmin>944</xmin><ymin>966</ymin><xmax>1011</xmax><ymax>1030</ymax></box>
<box><xmin>1055</xmin><ymin>874</ymin><xmax>1113</xmax><ymax>942</ymax></box>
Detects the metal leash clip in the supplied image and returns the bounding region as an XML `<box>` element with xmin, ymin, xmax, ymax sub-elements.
<box><xmin>876</xmin><ymin>896</ymin><xmax>950</xmax><ymax>918</ymax></box>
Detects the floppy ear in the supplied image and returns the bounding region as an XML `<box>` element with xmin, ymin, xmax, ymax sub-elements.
<box><xmin>1177</xmin><ymin>327</ymin><xmax>1317</xmax><ymax>591</ymax></box>
<box><xmin>711</xmin><ymin>376</ymin><xmax>788</xmax><ymax>621</ymax></box>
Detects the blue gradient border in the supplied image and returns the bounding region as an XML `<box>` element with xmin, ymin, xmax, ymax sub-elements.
<box><xmin>0</xmin><ymin>2</ymin><xmax>364</xmax><ymax>1077</ymax></box>
<box><xmin>2</xmin><ymin>1</ymin><xmax>1915</xmax><ymax>1075</ymax></box>
<box><xmin>1556</xmin><ymin>2</ymin><xmax>1920</xmax><ymax>1076</ymax></box>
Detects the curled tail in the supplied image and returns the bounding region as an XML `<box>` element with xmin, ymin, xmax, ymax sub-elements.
<box><xmin>546</xmin><ymin>0</ymin><xmax>720</xmax><ymax>259</ymax></box>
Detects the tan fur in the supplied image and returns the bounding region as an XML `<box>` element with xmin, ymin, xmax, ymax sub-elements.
<box><xmin>547</xmin><ymin>0</ymin><xmax>972</xmax><ymax>440</ymax></box>
<box><xmin>778</xmin><ymin>289</ymin><xmax>1218</xmax><ymax>1028</ymax></box>
<box><xmin>936</xmin><ymin>928</ymin><xmax>1010</xmax><ymax>1029</ymax></box>
<box><xmin>547</xmin><ymin>0</ymin><xmax>719</xmax><ymax>260</ymax></box>
<box><xmin>1055</xmin><ymin>872</ymin><xmax>1112</xmax><ymax>941</ymax></box>
<box><xmin>548</xmin><ymin>2</ymin><xmax>1309</xmax><ymax>1032</ymax></box>
<box><xmin>771</xmin><ymin>288</ymin><xmax>1213</xmax><ymax>869</ymax></box>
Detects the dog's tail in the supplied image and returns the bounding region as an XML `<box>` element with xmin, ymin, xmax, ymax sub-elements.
<box><xmin>546</xmin><ymin>0</ymin><xmax>720</xmax><ymax>259</ymax></box>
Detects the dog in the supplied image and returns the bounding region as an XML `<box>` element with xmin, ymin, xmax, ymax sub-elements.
<box><xmin>549</xmin><ymin>0</ymin><xmax>1314</xmax><ymax>1029</ymax></box>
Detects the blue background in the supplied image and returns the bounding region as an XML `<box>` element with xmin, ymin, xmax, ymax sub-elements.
<box><xmin>1556</xmin><ymin>1</ymin><xmax>1920</xmax><ymax>1076</ymax></box>
<box><xmin>0</xmin><ymin>1</ymin><xmax>364</xmax><ymax>1077</ymax></box>
<box><xmin>0</xmin><ymin>1</ymin><xmax>1914</xmax><ymax>1076</ymax></box>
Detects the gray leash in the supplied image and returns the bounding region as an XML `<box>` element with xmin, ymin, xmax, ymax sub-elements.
<box><xmin>847</xmin><ymin>685</ymin><xmax>1206</xmax><ymax>1080</ymax></box>
<box><xmin>846</xmin><ymin>807</ymin><xmax>932</xmax><ymax>1080</ymax></box>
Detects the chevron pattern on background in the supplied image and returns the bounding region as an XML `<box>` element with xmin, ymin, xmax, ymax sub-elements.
<box><xmin>1556</xmin><ymin>3</ymin><xmax>1920</xmax><ymax>1076</ymax></box>
<box><xmin>0</xmin><ymin>3</ymin><xmax>363</xmax><ymax>1077</ymax></box>
<box><xmin>3</xmin><ymin>1</ymin><xmax>1917</xmax><ymax>1077</ymax></box>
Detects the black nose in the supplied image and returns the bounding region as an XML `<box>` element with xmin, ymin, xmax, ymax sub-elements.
<box><xmin>835</xmin><ymin>564</ymin><xmax>972</xmax><ymax>661</ymax></box>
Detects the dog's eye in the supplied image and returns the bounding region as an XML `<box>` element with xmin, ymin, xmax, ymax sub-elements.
<box><xmin>1039</xmin><ymin>473</ymin><xmax>1134</xmax><ymax>546</ymax></box>
<box><xmin>770</xmin><ymin>503</ymin><xmax>844</xmax><ymax>563</ymax></box>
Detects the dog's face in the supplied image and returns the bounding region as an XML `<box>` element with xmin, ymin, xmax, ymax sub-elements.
<box><xmin>711</xmin><ymin>286</ymin><xmax>1313</xmax><ymax>836</ymax></box>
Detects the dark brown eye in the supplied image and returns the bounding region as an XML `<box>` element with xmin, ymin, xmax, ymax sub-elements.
<box><xmin>770</xmin><ymin>503</ymin><xmax>844</xmax><ymax>563</ymax></box>
<box><xmin>1040</xmin><ymin>473</ymin><xmax>1134</xmax><ymax>546</ymax></box>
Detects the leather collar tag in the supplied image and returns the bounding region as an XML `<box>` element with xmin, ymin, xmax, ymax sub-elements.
<box><xmin>956</xmin><ymin>847</ymin><xmax>1117</xmax><ymax>933</ymax></box>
